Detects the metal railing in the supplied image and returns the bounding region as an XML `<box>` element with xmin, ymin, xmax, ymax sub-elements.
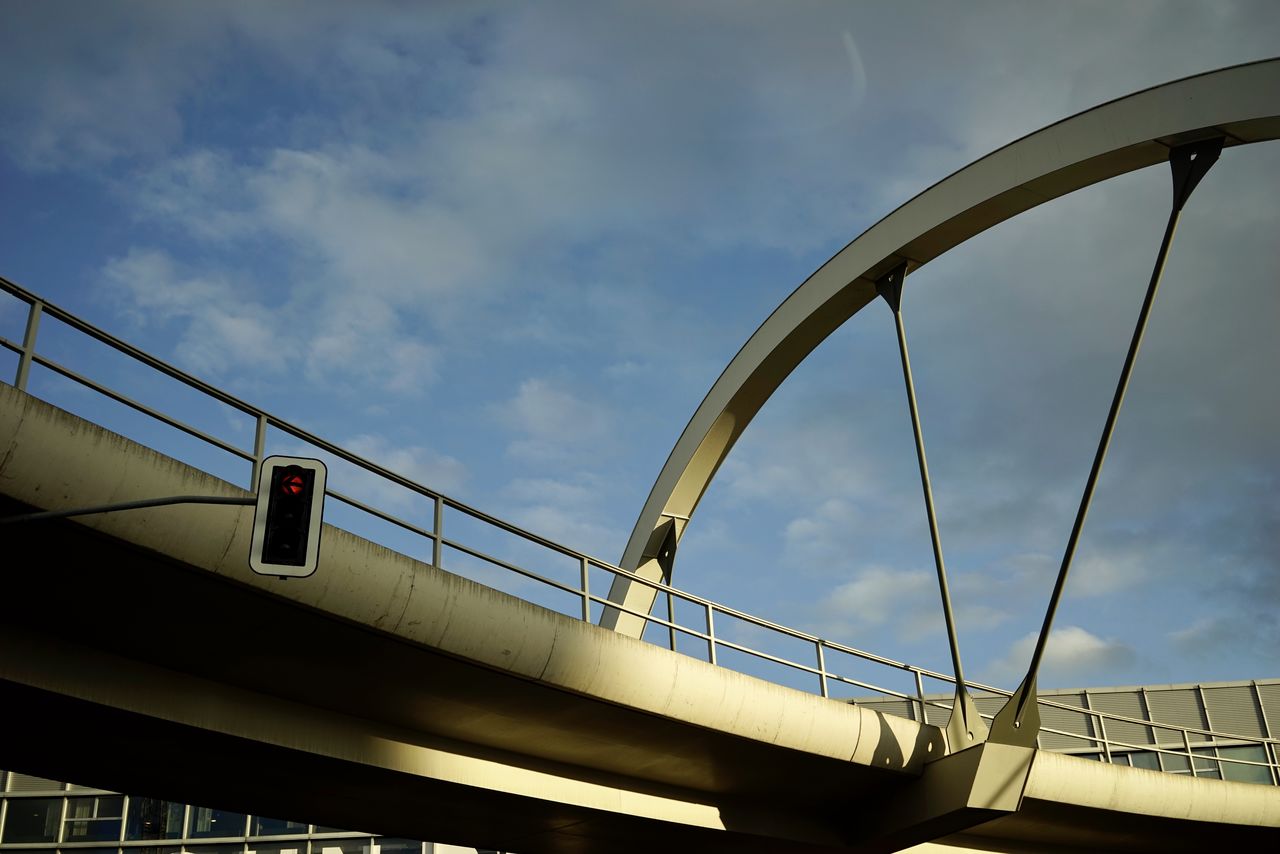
<box><xmin>2</xmin><ymin>274</ymin><xmax>1277</xmax><ymax>785</ymax></box>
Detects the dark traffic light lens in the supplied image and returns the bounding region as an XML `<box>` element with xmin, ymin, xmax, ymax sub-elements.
<box><xmin>262</xmin><ymin>465</ymin><xmax>315</xmax><ymax>566</ymax></box>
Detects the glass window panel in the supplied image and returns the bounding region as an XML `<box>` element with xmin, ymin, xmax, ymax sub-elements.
<box><xmin>247</xmin><ymin>843</ymin><xmax>306</xmax><ymax>854</ymax></box>
<box><xmin>129</xmin><ymin>845</ymin><xmax>182</xmax><ymax>854</ymax></box>
<box><xmin>249</xmin><ymin>817</ymin><xmax>308</xmax><ymax>837</ymax></box>
<box><xmin>311</xmin><ymin>828</ymin><xmax>358</xmax><ymax>836</ymax></box>
<box><xmin>184</xmin><ymin>845</ymin><xmax>243</xmax><ymax>854</ymax></box>
<box><xmin>1219</xmin><ymin>745</ymin><xmax>1273</xmax><ymax>784</ymax></box>
<box><xmin>67</xmin><ymin>796</ymin><xmax>124</xmax><ymax>819</ymax></box>
<box><xmin>1128</xmin><ymin>751</ymin><xmax>1161</xmax><ymax>771</ymax></box>
<box><xmin>2</xmin><ymin>797</ymin><xmax>63</xmax><ymax>842</ymax></box>
<box><xmin>373</xmin><ymin>839</ymin><xmax>420</xmax><ymax>854</ymax></box>
<box><xmin>67</xmin><ymin>797</ymin><xmax>96</xmax><ymax>820</ymax></box>
<box><xmin>64</xmin><ymin>818</ymin><xmax>123</xmax><ymax>842</ymax></box>
<box><xmin>1160</xmin><ymin>751</ymin><xmax>1192</xmax><ymax>773</ymax></box>
<box><xmin>312</xmin><ymin>838</ymin><xmax>372</xmax><ymax>854</ymax></box>
<box><xmin>64</xmin><ymin>794</ymin><xmax>124</xmax><ymax>841</ymax></box>
<box><xmin>188</xmin><ymin>808</ymin><xmax>247</xmax><ymax>839</ymax></box>
<box><xmin>1192</xmin><ymin>747</ymin><xmax>1221</xmax><ymax>779</ymax></box>
<box><xmin>126</xmin><ymin>799</ymin><xmax>185</xmax><ymax>840</ymax></box>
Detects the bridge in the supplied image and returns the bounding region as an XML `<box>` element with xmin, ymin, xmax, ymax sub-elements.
<box><xmin>3</xmin><ymin>60</ymin><xmax>1280</xmax><ymax>852</ymax></box>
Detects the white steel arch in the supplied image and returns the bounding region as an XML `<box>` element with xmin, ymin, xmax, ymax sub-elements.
<box><xmin>602</xmin><ymin>57</ymin><xmax>1280</xmax><ymax>637</ymax></box>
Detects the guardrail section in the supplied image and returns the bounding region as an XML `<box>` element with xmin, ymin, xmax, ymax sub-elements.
<box><xmin>2</xmin><ymin>274</ymin><xmax>1277</xmax><ymax>785</ymax></box>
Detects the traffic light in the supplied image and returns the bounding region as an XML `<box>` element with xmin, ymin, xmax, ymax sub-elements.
<box><xmin>250</xmin><ymin>456</ymin><xmax>327</xmax><ymax>578</ymax></box>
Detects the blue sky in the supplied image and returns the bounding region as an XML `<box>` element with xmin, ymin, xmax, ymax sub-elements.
<box><xmin>1</xmin><ymin>1</ymin><xmax>1277</xmax><ymax>697</ymax></box>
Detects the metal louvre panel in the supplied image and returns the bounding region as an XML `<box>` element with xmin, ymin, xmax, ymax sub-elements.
<box><xmin>7</xmin><ymin>772</ymin><xmax>64</xmax><ymax>792</ymax></box>
<box><xmin>1145</xmin><ymin>688</ymin><xmax>1207</xmax><ymax>731</ymax></box>
<box><xmin>1087</xmin><ymin>690</ymin><xmax>1154</xmax><ymax>747</ymax></box>
<box><xmin>1151</xmin><ymin>726</ymin><xmax>1190</xmax><ymax>749</ymax></box>
<box><xmin>973</xmin><ymin>695</ymin><xmax>1004</xmax><ymax>720</ymax></box>
<box><xmin>925</xmin><ymin>700</ymin><xmax>952</xmax><ymax>728</ymax></box>
<box><xmin>1258</xmin><ymin>683</ymin><xmax>1280</xmax><ymax>737</ymax></box>
<box><xmin>855</xmin><ymin>699</ymin><xmax>916</xmax><ymax>720</ymax></box>
<box><xmin>1202</xmin><ymin>686</ymin><xmax>1266</xmax><ymax>738</ymax></box>
<box><xmin>1039</xmin><ymin>693</ymin><xmax>1097</xmax><ymax>750</ymax></box>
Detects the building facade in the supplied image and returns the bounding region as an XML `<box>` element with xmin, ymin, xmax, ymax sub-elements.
<box><xmin>0</xmin><ymin>772</ymin><xmax>497</xmax><ymax>854</ymax></box>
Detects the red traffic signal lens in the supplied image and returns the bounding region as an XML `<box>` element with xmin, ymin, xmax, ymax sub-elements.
<box><xmin>280</xmin><ymin>471</ymin><xmax>306</xmax><ymax>496</ymax></box>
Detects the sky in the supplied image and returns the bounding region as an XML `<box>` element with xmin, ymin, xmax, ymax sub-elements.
<box><xmin>1</xmin><ymin>1</ymin><xmax>1277</xmax><ymax>701</ymax></box>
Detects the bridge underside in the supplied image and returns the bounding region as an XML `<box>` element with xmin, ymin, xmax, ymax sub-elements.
<box><xmin>0</xmin><ymin>493</ymin><xmax>894</xmax><ymax>853</ymax></box>
<box><xmin>2</xmin><ymin>383</ymin><xmax>1278</xmax><ymax>851</ymax></box>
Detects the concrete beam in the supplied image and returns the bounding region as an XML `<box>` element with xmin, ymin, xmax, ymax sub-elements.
<box><xmin>3</xmin><ymin>382</ymin><xmax>1278</xmax><ymax>851</ymax></box>
<box><xmin>0</xmin><ymin>383</ymin><xmax>936</xmax><ymax>852</ymax></box>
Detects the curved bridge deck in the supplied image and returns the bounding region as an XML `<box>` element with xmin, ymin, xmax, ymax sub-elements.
<box><xmin>2</xmin><ymin>382</ymin><xmax>1278</xmax><ymax>851</ymax></box>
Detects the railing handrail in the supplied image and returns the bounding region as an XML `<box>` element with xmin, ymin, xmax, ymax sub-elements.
<box><xmin>3</xmin><ymin>273</ymin><xmax>1277</xmax><ymax>775</ymax></box>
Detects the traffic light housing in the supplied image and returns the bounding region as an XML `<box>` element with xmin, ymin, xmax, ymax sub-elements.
<box><xmin>250</xmin><ymin>456</ymin><xmax>327</xmax><ymax>578</ymax></box>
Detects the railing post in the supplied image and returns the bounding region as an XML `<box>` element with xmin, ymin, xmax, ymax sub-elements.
<box><xmin>914</xmin><ymin>670</ymin><xmax>926</xmax><ymax>724</ymax></box>
<box><xmin>14</xmin><ymin>299</ymin><xmax>42</xmax><ymax>390</ymax></box>
<box><xmin>705</xmin><ymin>603</ymin><xmax>717</xmax><ymax>665</ymax></box>
<box><xmin>250</xmin><ymin>413</ymin><xmax>267</xmax><ymax>488</ymax></box>
<box><xmin>580</xmin><ymin>557</ymin><xmax>591</xmax><ymax>622</ymax></box>
<box><xmin>816</xmin><ymin>641</ymin><xmax>829</xmax><ymax>699</ymax></box>
<box><xmin>1081</xmin><ymin>691</ymin><xmax>1113</xmax><ymax>764</ymax></box>
<box><xmin>667</xmin><ymin>590</ymin><xmax>677</xmax><ymax>652</ymax></box>
<box><xmin>1249</xmin><ymin>681</ymin><xmax>1279</xmax><ymax>786</ymax></box>
<box><xmin>432</xmin><ymin>495</ymin><xmax>444</xmax><ymax>568</ymax></box>
<box><xmin>1094</xmin><ymin>711</ymin><xmax>1113</xmax><ymax>764</ymax></box>
<box><xmin>1183</xmin><ymin>729</ymin><xmax>1197</xmax><ymax>777</ymax></box>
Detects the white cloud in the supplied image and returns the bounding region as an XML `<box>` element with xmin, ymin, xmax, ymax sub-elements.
<box><xmin>813</xmin><ymin>562</ymin><xmax>1015</xmax><ymax>650</ymax></box>
<box><xmin>129</xmin><ymin>150</ymin><xmax>253</xmax><ymax>241</ymax></box>
<box><xmin>495</xmin><ymin>378</ymin><xmax>613</xmax><ymax>464</ymax></box>
<box><xmin>984</xmin><ymin>625</ymin><xmax>1137</xmax><ymax>689</ymax></box>
<box><xmin>1169</xmin><ymin>617</ymin><xmax>1241</xmax><ymax>658</ymax></box>
<box><xmin>102</xmin><ymin>248</ymin><xmax>289</xmax><ymax>378</ymax></box>
<box><xmin>825</xmin><ymin>565</ymin><xmax>934</xmax><ymax>626</ymax></box>
<box><xmin>1067</xmin><ymin>550</ymin><xmax>1151</xmax><ymax>598</ymax></box>
<box><xmin>504</xmin><ymin>477</ymin><xmax>596</xmax><ymax>508</ymax></box>
<box><xmin>722</xmin><ymin>411</ymin><xmax>911</xmax><ymax>573</ymax></box>
<box><xmin>509</xmin><ymin>500</ymin><xmax>620</xmax><ymax>565</ymax></box>
<box><xmin>343</xmin><ymin>434</ymin><xmax>467</xmax><ymax>495</ymax></box>
<box><xmin>956</xmin><ymin>603</ymin><xmax>1012</xmax><ymax>633</ymax></box>
<box><xmin>491</xmin><ymin>475</ymin><xmax>626</xmax><ymax>564</ymax></box>
<box><xmin>784</xmin><ymin>498</ymin><xmax>855</xmax><ymax>546</ymax></box>
<box><xmin>0</xmin><ymin>3</ymin><xmax>220</xmax><ymax>169</ymax></box>
<box><xmin>815</xmin><ymin>565</ymin><xmax>938</xmax><ymax>644</ymax></box>
<box><xmin>101</xmin><ymin>246</ymin><xmax>439</xmax><ymax>395</ymax></box>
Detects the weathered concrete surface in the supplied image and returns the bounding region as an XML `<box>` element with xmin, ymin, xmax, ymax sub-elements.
<box><xmin>2</xmin><ymin>382</ymin><xmax>1278</xmax><ymax>852</ymax></box>
<box><xmin>0</xmin><ymin>382</ymin><xmax>937</xmax><ymax>853</ymax></box>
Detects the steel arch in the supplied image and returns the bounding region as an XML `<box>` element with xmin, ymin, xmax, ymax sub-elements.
<box><xmin>602</xmin><ymin>57</ymin><xmax>1280</xmax><ymax>637</ymax></box>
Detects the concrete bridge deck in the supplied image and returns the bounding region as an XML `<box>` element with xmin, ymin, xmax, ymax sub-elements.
<box><xmin>2</xmin><ymin>382</ymin><xmax>1278</xmax><ymax>852</ymax></box>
